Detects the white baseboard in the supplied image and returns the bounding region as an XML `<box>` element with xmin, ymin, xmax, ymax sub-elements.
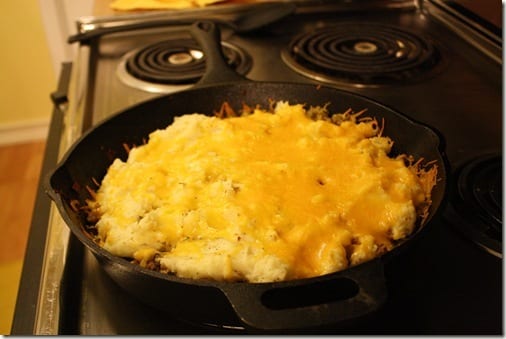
<box><xmin>0</xmin><ymin>119</ymin><xmax>50</xmax><ymax>146</ymax></box>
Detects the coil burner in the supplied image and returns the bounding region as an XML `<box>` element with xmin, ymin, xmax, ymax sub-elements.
<box><xmin>445</xmin><ymin>154</ymin><xmax>502</xmax><ymax>258</ymax></box>
<box><xmin>282</xmin><ymin>23</ymin><xmax>444</xmax><ymax>87</ymax></box>
<box><xmin>117</xmin><ymin>39</ymin><xmax>251</xmax><ymax>93</ymax></box>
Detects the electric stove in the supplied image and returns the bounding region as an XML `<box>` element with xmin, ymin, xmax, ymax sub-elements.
<box><xmin>12</xmin><ymin>0</ymin><xmax>502</xmax><ymax>334</ymax></box>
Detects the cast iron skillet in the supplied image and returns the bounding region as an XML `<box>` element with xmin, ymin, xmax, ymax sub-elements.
<box><xmin>45</xmin><ymin>21</ymin><xmax>447</xmax><ymax>331</ymax></box>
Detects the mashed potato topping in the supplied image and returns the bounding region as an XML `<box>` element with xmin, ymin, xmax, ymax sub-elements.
<box><xmin>87</xmin><ymin>102</ymin><xmax>436</xmax><ymax>282</ymax></box>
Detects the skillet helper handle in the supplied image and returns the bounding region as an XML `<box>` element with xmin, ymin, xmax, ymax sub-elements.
<box><xmin>190</xmin><ymin>21</ymin><xmax>249</xmax><ymax>85</ymax></box>
<box><xmin>220</xmin><ymin>259</ymin><xmax>387</xmax><ymax>330</ymax></box>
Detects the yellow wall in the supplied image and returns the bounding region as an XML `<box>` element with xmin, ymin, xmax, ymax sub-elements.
<box><xmin>0</xmin><ymin>0</ymin><xmax>56</xmax><ymax>126</ymax></box>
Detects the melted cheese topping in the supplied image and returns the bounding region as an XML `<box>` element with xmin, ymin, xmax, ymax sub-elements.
<box><xmin>110</xmin><ymin>0</ymin><xmax>225</xmax><ymax>10</ymax></box>
<box><xmin>89</xmin><ymin>102</ymin><xmax>433</xmax><ymax>282</ymax></box>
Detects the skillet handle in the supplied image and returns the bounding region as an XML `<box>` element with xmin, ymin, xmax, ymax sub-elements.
<box><xmin>220</xmin><ymin>259</ymin><xmax>387</xmax><ymax>330</ymax></box>
<box><xmin>190</xmin><ymin>21</ymin><xmax>250</xmax><ymax>85</ymax></box>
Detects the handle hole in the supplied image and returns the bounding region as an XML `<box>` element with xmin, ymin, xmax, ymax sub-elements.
<box><xmin>196</xmin><ymin>21</ymin><xmax>213</xmax><ymax>32</ymax></box>
<box><xmin>261</xmin><ymin>277</ymin><xmax>359</xmax><ymax>310</ymax></box>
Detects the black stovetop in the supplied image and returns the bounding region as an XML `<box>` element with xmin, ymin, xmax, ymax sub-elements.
<box><xmin>13</xmin><ymin>1</ymin><xmax>502</xmax><ymax>334</ymax></box>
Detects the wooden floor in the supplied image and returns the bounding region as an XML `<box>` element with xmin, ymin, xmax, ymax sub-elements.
<box><xmin>0</xmin><ymin>140</ymin><xmax>46</xmax><ymax>334</ymax></box>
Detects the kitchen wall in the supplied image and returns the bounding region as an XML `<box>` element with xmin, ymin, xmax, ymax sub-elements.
<box><xmin>0</xmin><ymin>0</ymin><xmax>92</xmax><ymax>145</ymax></box>
<box><xmin>0</xmin><ymin>0</ymin><xmax>55</xmax><ymax>144</ymax></box>
<box><xmin>39</xmin><ymin>0</ymin><xmax>94</xmax><ymax>76</ymax></box>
